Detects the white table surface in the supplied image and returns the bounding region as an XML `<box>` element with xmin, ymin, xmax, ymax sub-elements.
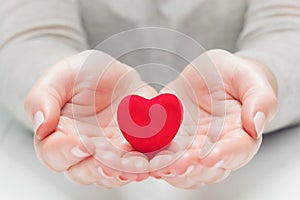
<box><xmin>0</xmin><ymin>107</ymin><xmax>299</xmax><ymax>200</ymax></box>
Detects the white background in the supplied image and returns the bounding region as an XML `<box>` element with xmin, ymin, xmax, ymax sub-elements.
<box><xmin>0</xmin><ymin>107</ymin><xmax>299</xmax><ymax>200</ymax></box>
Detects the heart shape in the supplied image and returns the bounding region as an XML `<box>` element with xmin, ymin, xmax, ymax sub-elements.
<box><xmin>117</xmin><ymin>94</ymin><xmax>183</xmax><ymax>153</ymax></box>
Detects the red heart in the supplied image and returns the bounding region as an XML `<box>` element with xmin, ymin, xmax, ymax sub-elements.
<box><xmin>117</xmin><ymin>94</ymin><xmax>183</xmax><ymax>153</ymax></box>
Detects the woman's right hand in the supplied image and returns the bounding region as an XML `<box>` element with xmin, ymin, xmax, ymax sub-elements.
<box><xmin>25</xmin><ymin>50</ymin><xmax>157</xmax><ymax>188</ymax></box>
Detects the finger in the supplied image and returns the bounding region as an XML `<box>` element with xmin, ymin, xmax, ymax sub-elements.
<box><xmin>233</xmin><ymin>59</ymin><xmax>278</xmax><ymax>139</ymax></box>
<box><xmin>85</xmin><ymin>135</ymin><xmax>150</xmax><ymax>179</ymax></box>
<box><xmin>65</xmin><ymin>157</ymin><xmax>125</xmax><ymax>186</ymax></box>
<box><xmin>24</xmin><ymin>50</ymin><xmax>93</xmax><ymax>139</ymax></box>
<box><xmin>241</xmin><ymin>85</ymin><xmax>277</xmax><ymax>139</ymax></box>
<box><xmin>25</xmin><ymin>50</ymin><xmax>134</xmax><ymax>140</ymax></box>
<box><xmin>150</xmin><ymin>148</ymin><xmax>199</xmax><ymax>179</ymax></box>
<box><xmin>166</xmin><ymin>151</ymin><xmax>198</xmax><ymax>176</ymax></box>
<box><xmin>95</xmin><ymin>177</ymin><xmax>128</xmax><ymax>189</ymax></box>
<box><xmin>163</xmin><ymin>163</ymin><xmax>229</xmax><ymax>189</ymax></box>
<box><xmin>186</xmin><ymin>166</ymin><xmax>230</xmax><ymax>185</ymax></box>
<box><xmin>156</xmin><ymin>131</ymin><xmax>207</xmax><ymax>175</ymax></box>
<box><xmin>33</xmin><ymin>115</ymin><xmax>105</xmax><ymax>172</ymax></box>
<box><xmin>24</xmin><ymin>58</ymin><xmax>75</xmax><ymax>140</ymax></box>
<box><xmin>199</xmin><ymin>129</ymin><xmax>262</xmax><ymax>170</ymax></box>
<box><xmin>149</xmin><ymin>150</ymin><xmax>176</xmax><ymax>178</ymax></box>
<box><xmin>35</xmin><ymin>130</ymin><xmax>90</xmax><ymax>172</ymax></box>
<box><xmin>162</xmin><ymin>163</ymin><xmax>201</xmax><ymax>188</ymax></box>
<box><xmin>81</xmin><ymin>120</ymin><xmax>151</xmax><ymax>183</ymax></box>
<box><xmin>185</xmin><ymin>169</ymin><xmax>231</xmax><ymax>189</ymax></box>
<box><xmin>87</xmin><ymin>133</ymin><xmax>149</xmax><ymax>173</ymax></box>
<box><xmin>166</xmin><ymin>177</ymin><xmax>198</xmax><ymax>189</ymax></box>
<box><xmin>66</xmin><ymin>137</ymin><xmax>148</xmax><ymax>186</ymax></box>
<box><xmin>66</xmin><ymin>151</ymin><xmax>149</xmax><ymax>186</ymax></box>
<box><xmin>149</xmin><ymin>134</ymin><xmax>207</xmax><ymax>178</ymax></box>
<box><xmin>149</xmin><ymin>134</ymin><xmax>191</xmax><ymax>176</ymax></box>
<box><xmin>118</xmin><ymin>151</ymin><xmax>150</xmax><ymax>181</ymax></box>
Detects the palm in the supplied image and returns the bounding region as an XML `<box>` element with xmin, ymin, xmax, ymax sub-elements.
<box><xmin>150</xmin><ymin>53</ymin><xmax>262</xmax><ymax>189</ymax></box>
<box><xmin>32</xmin><ymin>50</ymin><xmax>272</xmax><ymax>189</ymax></box>
<box><xmin>34</xmin><ymin>51</ymin><xmax>157</xmax><ymax>187</ymax></box>
<box><xmin>65</xmin><ymin>62</ymin><xmax>158</xmax><ymax>182</ymax></box>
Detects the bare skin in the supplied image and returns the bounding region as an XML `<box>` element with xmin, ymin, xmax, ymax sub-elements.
<box><xmin>25</xmin><ymin>49</ymin><xmax>277</xmax><ymax>189</ymax></box>
<box><xmin>150</xmin><ymin>49</ymin><xmax>277</xmax><ymax>188</ymax></box>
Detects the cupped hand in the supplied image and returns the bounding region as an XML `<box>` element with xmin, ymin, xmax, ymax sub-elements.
<box><xmin>149</xmin><ymin>49</ymin><xmax>278</xmax><ymax>189</ymax></box>
<box><xmin>25</xmin><ymin>50</ymin><xmax>157</xmax><ymax>188</ymax></box>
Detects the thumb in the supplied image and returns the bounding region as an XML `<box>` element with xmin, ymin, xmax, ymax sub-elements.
<box><xmin>238</xmin><ymin>61</ymin><xmax>278</xmax><ymax>139</ymax></box>
<box><xmin>24</xmin><ymin>59</ymin><xmax>75</xmax><ymax>140</ymax></box>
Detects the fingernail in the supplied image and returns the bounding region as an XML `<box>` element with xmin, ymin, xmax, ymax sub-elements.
<box><xmin>211</xmin><ymin>160</ymin><xmax>224</xmax><ymax>169</ymax></box>
<box><xmin>98</xmin><ymin>166</ymin><xmax>111</xmax><ymax>178</ymax></box>
<box><xmin>33</xmin><ymin>111</ymin><xmax>44</xmax><ymax>136</ymax></box>
<box><xmin>163</xmin><ymin>172</ymin><xmax>176</xmax><ymax>177</ymax></box>
<box><xmin>116</xmin><ymin>176</ymin><xmax>130</xmax><ymax>183</ymax></box>
<box><xmin>253</xmin><ymin>112</ymin><xmax>266</xmax><ymax>139</ymax></box>
<box><xmin>182</xmin><ymin>165</ymin><xmax>195</xmax><ymax>176</ymax></box>
<box><xmin>71</xmin><ymin>146</ymin><xmax>89</xmax><ymax>158</ymax></box>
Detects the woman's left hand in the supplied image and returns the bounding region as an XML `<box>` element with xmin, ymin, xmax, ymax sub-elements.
<box><xmin>149</xmin><ymin>49</ymin><xmax>278</xmax><ymax>189</ymax></box>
